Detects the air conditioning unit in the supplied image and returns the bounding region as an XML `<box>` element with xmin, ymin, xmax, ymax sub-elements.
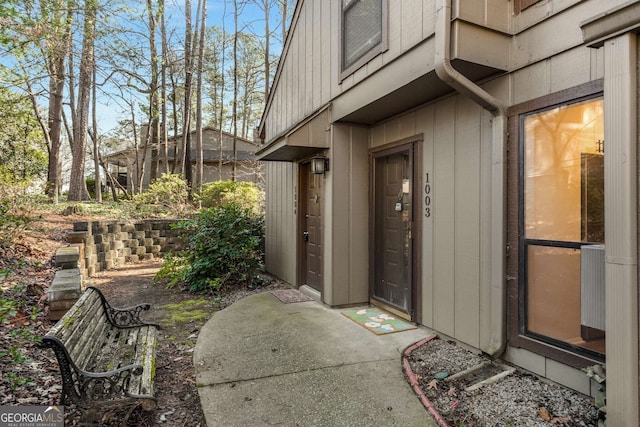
<box><xmin>580</xmin><ymin>244</ymin><xmax>605</xmax><ymax>331</ymax></box>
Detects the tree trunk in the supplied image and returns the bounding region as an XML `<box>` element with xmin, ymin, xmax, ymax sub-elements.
<box><xmin>92</xmin><ymin>62</ymin><xmax>101</xmax><ymax>202</ymax></box>
<box><xmin>263</xmin><ymin>0</ymin><xmax>270</xmax><ymax>101</ymax></box>
<box><xmin>160</xmin><ymin>0</ymin><xmax>169</xmax><ymax>174</ymax></box>
<box><xmin>181</xmin><ymin>0</ymin><xmax>193</xmax><ymax>188</ymax></box>
<box><xmin>68</xmin><ymin>0</ymin><xmax>97</xmax><ymax>201</ymax></box>
<box><xmin>232</xmin><ymin>0</ymin><xmax>238</xmax><ymax>181</ymax></box>
<box><xmin>195</xmin><ymin>0</ymin><xmax>206</xmax><ymax>191</ymax></box>
<box><xmin>45</xmin><ymin>0</ymin><xmax>73</xmax><ymax>203</ymax></box>
<box><xmin>147</xmin><ymin>0</ymin><xmax>160</xmax><ymax>184</ymax></box>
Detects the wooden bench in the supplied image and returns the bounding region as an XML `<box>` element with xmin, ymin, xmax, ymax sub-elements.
<box><xmin>42</xmin><ymin>286</ymin><xmax>159</xmax><ymax>411</ymax></box>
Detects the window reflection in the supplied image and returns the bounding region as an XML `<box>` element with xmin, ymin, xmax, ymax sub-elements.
<box><xmin>523</xmin><ymin>97</ymin><xmax>605</xmax><ymax>357</ymax></box>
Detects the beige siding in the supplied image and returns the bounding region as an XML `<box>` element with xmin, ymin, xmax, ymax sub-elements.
<box><xmin>511</xmin><ymin>46</ymin><xmax>601</xmax><ymax>105</ymax></box>
<box><xmin>264</xmin><ymin>162</ymin><xmax>297</xmax><ymax>284</ymax></box>
<box><xmin>455</xmin><ymin>0</ymin><xmax>510</xmax><ymax>33</ymax></box>
<box><xmin>453</xmin><ymin>97</ymin><xmax>482</xmax><ymax>348</ymax></box>
<box><xmin>265</xmin><ymin>0</ymin><xmax>440</xmax><ymax>143</ymax></box>
<box><xmin>325</xmin><ymin>124</ymin><xmax>369</xmax><ymax>306</ymax></box>
<box><xmin>432</xmin><ymin>98</ymin><xmax>457</xmax><ymax>338</ymax></box>
<box><xmin>370</xmin><ymin>94</ymin><xmax>491</xmax><ymax>349</ymax></box>
<box><xmin>418</xmin><ymin>105</ymin><xmax>435</xmax><ymax>328</ymax></box>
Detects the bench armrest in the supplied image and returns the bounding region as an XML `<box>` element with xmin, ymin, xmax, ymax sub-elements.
<box><xmin>87</xmin><ymin>286</ymin><xmax>161</xmax><ymax>329</ymax></box>
<box><xmin>41</xmin><ymin>336</ymin><xmax>154</xmax><ymax>406</ymax></box>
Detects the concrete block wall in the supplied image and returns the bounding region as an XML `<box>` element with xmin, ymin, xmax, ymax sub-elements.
<box><xmin>69</xmin><ymin>219</ymin><xmax>187</xmax><ymax>278</ymax></box>
<box><xmin>49</xmin><ymin>246</ymin><xmax>84</xmax><ymax>320</ymax></box>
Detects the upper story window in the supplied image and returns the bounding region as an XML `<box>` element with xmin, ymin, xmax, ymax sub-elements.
<box><xmin>341</xmin><ymin>0</ymin><xmax>387</xmax><ymax>76</ymax></box>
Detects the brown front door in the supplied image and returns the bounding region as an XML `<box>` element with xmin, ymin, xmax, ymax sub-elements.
<box><xmin>300</xmin><ymin>163</ymin><xmax>323</xmax><ymax>291</ymax></box>
<box><xmin>373</xmin><ymin>146</ymin><xmax>414</xmax><ymax>317</ymax></box>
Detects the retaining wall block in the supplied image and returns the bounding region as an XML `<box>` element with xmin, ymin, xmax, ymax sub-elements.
<box><xmin>121</xmin><ymin>224</ymin><xmax>136</xmax><ymax>233</ymax></box>
<box><xmin>73</xmin><ymin>222</ymin><xmax>90</xmax><ymax>232</ymax></box>
<box><xmin>126</xmin><ymin>255</ymin><xmax>139</xmax><ymax>263</ymax></box>
<box><xmin>135</xmin><ymin>246</ymin><xmax>147</xmax><ymax>255</ymax></box>
<box><xmin>66</xmin><ymin>231</ymin><xmax>87</xmax><ymax>244</ymax></box>
<box><xmin>55</xmin><ymin>246</ymin><xmax>80</xmax><ymax>269</ymax></box>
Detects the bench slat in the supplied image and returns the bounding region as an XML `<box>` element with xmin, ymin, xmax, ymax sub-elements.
<box><xmin>68</xmin><ymin>310</ymin><xmax>111</xmax><ymax>368</ymax></box>
<box><xmin>47</xmin><ymin>290</ymin><xmax>102</xmax><ymax>343</ymax></box>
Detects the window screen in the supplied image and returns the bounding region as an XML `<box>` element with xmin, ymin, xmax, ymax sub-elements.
<box><xmin>342</xmin><ymin>0</ymin><xmax>383</xmax><ymax>70</ymax></box>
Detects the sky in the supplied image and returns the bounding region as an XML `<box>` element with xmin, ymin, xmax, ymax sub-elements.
<box><xmin>94</xmin><ymin>0</ymin><xmax>288</xmax><ymax>134</ymax></box>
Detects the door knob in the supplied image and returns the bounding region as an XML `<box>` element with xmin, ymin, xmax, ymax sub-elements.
<box><xmin>303</xmin><ymin>231</ymin><xmax>309</xmax><ymax>242</ymax></box>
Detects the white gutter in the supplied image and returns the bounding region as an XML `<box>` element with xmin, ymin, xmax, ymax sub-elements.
<box><xmin>434</xmin><ymin>0</ymin><xmax>507</xmax><ymax>357</ymax></box>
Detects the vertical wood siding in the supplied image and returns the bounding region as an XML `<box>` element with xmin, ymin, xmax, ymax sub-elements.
<box><xmin>265</xmin><ymin>162</ymin><xmax>296</xmax><ymax>284</ymax></box>
<box><xmin>370</xmin><ymin>94</ymin><xmax>489</xmax><ymax>349</ymax></box>
<box><xmin>327</xmin><ymin>125</ymin><xmax>369</xmax><ymax>306</ymax></box>
<box><xmin>265</xmin><ymin>0</ymin><xmax>439</xmax><ymax>143</ymax></box>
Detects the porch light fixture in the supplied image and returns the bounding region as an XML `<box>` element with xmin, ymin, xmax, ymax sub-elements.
<box><xmin>311</xmin><ymin>156</ymin><xmax>329</xmax><ymax>175</ymax></box>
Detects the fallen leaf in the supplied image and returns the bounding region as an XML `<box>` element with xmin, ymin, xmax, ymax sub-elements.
<box><xmin>427</xmin><ymin>379</ymin><xmax>438</xmax><ymax>390</ymax></box>
<box><xmin>447</xmin><ymin>386</ymin><xmax>457</xmax><ymax>397</ymax></box>
<box><xmin>538</xmin><ymin>407</ymin><xmax>553</xmax><ymax>421</ymax></box>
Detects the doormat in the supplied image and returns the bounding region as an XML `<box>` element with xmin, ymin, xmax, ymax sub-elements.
<box><xmin>271</xmin><ymin>289</ymin><xmax>313</xmax><ymax>304</ymax></box>
<box><xmin>341</xmin><ymin>308</ymin><xmax>417</xmax><ymax>335</ymax></box>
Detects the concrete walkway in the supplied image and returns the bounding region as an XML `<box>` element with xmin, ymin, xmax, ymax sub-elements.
<box><xmin>194</xmin><ymin>292</ymin><xmax>438</xmax><ymax>427</ymax></box>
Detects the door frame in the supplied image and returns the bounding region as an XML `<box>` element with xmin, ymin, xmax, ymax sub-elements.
<box><xmin>297</xmin><ymin>160</ymin><xmax>324</xmax><ymax>293</ymax></box>
<box><xmin>369</xmin><ymin>136</ymin><xmax>422</xmax><ymax>322</ymax></box>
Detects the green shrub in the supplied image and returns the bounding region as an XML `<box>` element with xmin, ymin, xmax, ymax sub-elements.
<box><xmin>85</xmin><ymin>177</ymin><xmax>106</xmax><ymax>199</ymax></box>
<box><xmin>198</xmin><ymin>180</ymin><xmax>263</xmax><ymax>214</ymax></box>
<box><xmin>157</xmin><ymin>203</ymin><xmax>264</xmax><ymax>293</ymax></box>
<box><xmin>133</xmin><ymin>173</ymin><xmax>193</xmax><ymax>217</ymax></box>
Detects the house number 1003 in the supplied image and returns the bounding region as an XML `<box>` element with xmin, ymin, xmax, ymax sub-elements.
<box><xmin>424</xmin><ymin>173</ymin><xmax>432</xmax><ymax>218</ymax></box>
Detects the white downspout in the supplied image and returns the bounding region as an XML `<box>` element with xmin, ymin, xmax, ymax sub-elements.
<box><xmin>434</xmin><ymin>0</ymin><xmax>507</xmax><ymax>357</ymax></box>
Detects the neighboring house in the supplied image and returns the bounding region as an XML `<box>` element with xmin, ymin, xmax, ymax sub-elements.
<box><xmin>104</xmin><ymin>127</ymin><xmax>263</xmax><ymax>192</ymax></box>
<box><xmin>256</xmin><ymin>0</ymin><xmax>639</xmax><ymax>424</ymax></box>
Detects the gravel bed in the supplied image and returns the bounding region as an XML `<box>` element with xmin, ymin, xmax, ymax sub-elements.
<box><xmin>406</xmin><ymin>337</ymin><xmax>599</xmax><ymax>426</ymax></box>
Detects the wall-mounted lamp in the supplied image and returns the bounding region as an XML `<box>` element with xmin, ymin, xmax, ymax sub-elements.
<box><xmin>310</xmin><ymin>156</ymin><xmax>329</xmax><ymax>175</ymax></box>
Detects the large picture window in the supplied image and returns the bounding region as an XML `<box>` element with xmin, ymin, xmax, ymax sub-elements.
<box><xmin>341</xmin><ymin>0</ymin><xmax>386</xmax><ymax>75</ymax></box>
<box><xmin>521</xmin><ymin>96</ymin><xmax>605</xmax><ymax>359</ymax></box>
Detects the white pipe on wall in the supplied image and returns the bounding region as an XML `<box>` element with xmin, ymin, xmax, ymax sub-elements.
<box><xmin>434</xmin><ymin>0</ymin><xmax>507</xmax><ymax>356</ymax></box>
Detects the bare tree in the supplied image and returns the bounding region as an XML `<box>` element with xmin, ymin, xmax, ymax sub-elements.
<box><xmin>277</xmin><ymin>0</ymin><xmax>289</xmax><ymax>43</ymax></box>
<box><xmin>68</xmin><ymin>0</ymin><xmax>97</xmax><ymax>201</ymax></box>
<box><xmin>194</xmin><ymin>0</ymin><xmax>206</xmax><ymax>191</ymax></box>
<box><xmin>181</xmin><ymin>0</ymin><xmax>194</xmax><ymax>187</ymax></box>
<box><xmin>232</xmin><ymin>0</ymin><xmax>239</xmax><ymax>181</ymax></box>
<box><xmin>159</xmin><ymin>0</ymin><xmax>169</xmax><ymax>175</ymax></box>
<box><xmin>91</xmin><ymin>61</ymin><xmax>101</xmax><ymax>201</ymax></box>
